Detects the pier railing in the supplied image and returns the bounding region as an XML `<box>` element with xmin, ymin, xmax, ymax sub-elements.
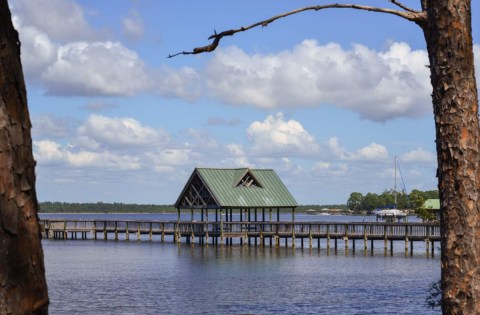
<box><xmin>40</xmin><ymin>219</ymin><xmax>440</xmax><ymax>254</ymax></box>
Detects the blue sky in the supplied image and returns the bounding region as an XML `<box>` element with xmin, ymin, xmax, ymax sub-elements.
<box><xmin>9</xmin><ymin>0</ymin><xmax>480</xmax><ymax>205</ymax></box>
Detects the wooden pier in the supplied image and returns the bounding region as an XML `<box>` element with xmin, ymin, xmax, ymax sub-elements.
<box><xmin>40</xmin><ymin>219</ymin><xmax>441</xmax><ymax>256</ymax></box>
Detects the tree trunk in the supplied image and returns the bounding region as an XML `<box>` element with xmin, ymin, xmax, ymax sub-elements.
<box><xmin>0</xmin><ymin>0</ymin><xmax>49</xmax><ymax>313</ymax></box>
<box><xmin>423</xmin><ymin>0</ymin><xmax>480</xmax><ymax>313</ymax></box>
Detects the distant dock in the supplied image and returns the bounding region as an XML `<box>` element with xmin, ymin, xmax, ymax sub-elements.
<box><xmin>40</xmin><ymin>219</ymin><xmax>441</xmax><ymax>257</ymax></box>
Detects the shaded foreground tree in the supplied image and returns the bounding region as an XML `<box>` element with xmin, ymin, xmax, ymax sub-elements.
<box><xmin>172</xmin><ymin>1</ymin><xmax>479</xmax><ymax>313</ymax></box>
<box><xmin>0</xmin><ymin>1</ymin><xmax>49</xmax><ymax>313</ymax></box>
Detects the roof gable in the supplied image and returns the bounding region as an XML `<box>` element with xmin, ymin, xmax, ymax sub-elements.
<box><xmin>234</xmin><ymin>169</ymin><xmax>263</xmax><ymax>188</ymax></box>
<box><xmin>175</xmin><ymin>168</ymin><xmax>298</xmax><ymax>208</ymax></box>
<box><xmin>174</xmin><ymin>171</ymin><xmax>219</xmax><ymax>208</ymax></box>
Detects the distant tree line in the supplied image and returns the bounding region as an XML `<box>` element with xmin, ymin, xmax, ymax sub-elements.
<box><xmin>39</xmin><ymin>202</ymin><xmax>176</xmax><ymax>213</ymax></box>
<box><xmin>39</xmin><ymin>202</ymin><xmax>348</xmax><ymax>213</ymax></box>
<box><xmin>346</xmin><ymin>189</ymin><xmax>439</xmax><ymax>213</ymax></box>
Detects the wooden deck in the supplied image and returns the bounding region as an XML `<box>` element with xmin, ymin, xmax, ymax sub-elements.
<box><xmin>40</xmin><ymin>219</ymin><xmax>441</xmax><ymax>256</ymax></box>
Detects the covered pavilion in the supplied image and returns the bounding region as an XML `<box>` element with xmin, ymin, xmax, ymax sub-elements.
<box><xmin>174</xmin><ymin>167</ymin><xmax>298</xmax><ymax>223</ymax></box>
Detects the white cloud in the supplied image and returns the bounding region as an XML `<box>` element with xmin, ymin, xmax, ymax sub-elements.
<box><xmin>148</xmin><ymin>149</ymin><xmax>193</xmax><ymax>171</ymax></box>
<box><xmin>206</xmin><ymin>40</ymin><xmax>431</xmax><ymax>122</ymax></box>
<box><xmin>326</xmin><ymin>137</ymin><xmax>387</xmax><ymax>161</ymax></box>
<box><xmin>34</xmin><ymin>140</ymin><xmax>66</xmax><ymax>165</ymax></box>
<box><xmin>155</xmin><ymin>66</ymin><xmax>201</xmax><ymax>101</ymax></box>
<box><xmin>66</xmin><ymin>151</ymin><xmax>141</xmax><ymax>170</ymax></box>
<box><xmin>401</xmin><ymin>147</ymin><xmax>436</xmax><ymax>163</ymax></box>
<box><xmin>11</xmin><ymin>0</ymin><xmax>99</xmax><ymax>42</ymax></box>
<box><xmin>12</xmin><ymin>0</ymin><xmax>200</xmax><ymax>100</ymax></box>
<box><xmin>32</xmin><ymin>115</ymin><xmax>74</xmax><ymax>139</ymax></box>
<box><xmin>43</xmin><ymin>41</ymin><xmax>151</xmax><ymax>96</ymax></box>
<box><xmin>312</xmin><ymin>161</ymin><xmax>348</xmax><ymax>176</ymax></box>
<box><xmin>14</xmin><ymin>24</ymin><xmax>58</xmax><ymax>80</ymax></box>
<box><xmin>352</xmin><ymin>143</ymin><xmax>388</xmax><ymax>161</ymax></box>
<box><xmin>326</xmin><ymin>137</ymin><xmax>348</xmax><ymax>159</ymax></box>
<box><xmin>77</xmin><ymin>115</ymin><xmax>170</xmax><ymax>150</ymax></box>
<box><xmin>247</xmin><ymin>112</ymin><xmax>319</xmax><ymax>157</ymax></box>
<box><xmin>122</xmin><ymin>10</ymin><xmax>144</xmax><ymax>41</ymax></box>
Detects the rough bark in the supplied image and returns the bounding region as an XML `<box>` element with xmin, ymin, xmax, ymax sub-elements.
<box><xmin>0</xmin><ymin>0</ymin><xmax>49</xmax><ymax>313</ymax></box>
<box><xmin>422</xmin><ymin>0</ymin><xmax>480</xmax><ymax>313</ymax></box>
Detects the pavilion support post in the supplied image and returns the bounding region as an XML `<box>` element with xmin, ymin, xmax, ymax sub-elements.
<box><xmin>309</xmin><ymin>229</ymin><xmax>313</xmax><ymax>250</ymax></box>
<box><xmin>326</xmin><ymin>225</ymin><xmax>330</xmax><ymax>251</ymax></box>
<box><xmin>103</xmin><ymin>221</ymin><xmax>107</xmax><ymax>240</ymax></box>
<box><xmin>205</xmin><ymin>209</ymin><xmax>209</xmax><ymax>246</ymax></box>
<box><xmin>269</xmin><ymin>208</ymin><xmax>272</xmax><ymax>222</ymax></box>
<box><xmin>363</xmin><ymin>224</ymin><xmax>368</xmax><ymax>254</ymax></box>
<box><xmin>384</xmin><ymin>225</ymin><xmax>388</xmax><ymax>256</ymax></box>
<box><xmin>277</xmin><ymin>208</ymin><xmax>280</xmax><ymax>222</ymax></box>
<box><xmin>291</xmin><ymin>224</ymin><xmax>295</xmax><ymax>248</ymax></box>
<box><xmin>161</xmin><ymin>223</ymin><xmax>165</xmax><ymax>242</ymax></box>
<box><xmin>254</xmin><ymin>208</ymin><xmax>258</xmax><ymax>246</ymax></box>
<box><xmin>175</xmin><ymin>208</ymin><xmax>180</xmax><ymax>244</ymax></box>
<box><xmin>344</xmin><ymin>224</ymin><xmax>349</xmax><ymax>252</ymax></box>
<box><xmin>137</xmin><ymin>224</ymin><xmax>141</xmax><ymax>241</ymax></box>
<box><xmin>243</xmin><ymin>225</ymin><xmax>248</xmax><ymax>247</ymax></box>
<box><xmin>190</xmin><ymin>208</ymin><xmax>195</xmax><ymax>246</ymax></box>
<box><xmin>262</xmin><ymin>208</ymin><xmax>265</xmax><ymax>222</ymax></box>
<box><xmin>384</xmin><ymin>237</ymin><xmax>388</xmax><ymax>256</ymax></box>
<box><xmin>260</xmin><ymin>229</ymin><xmax>264</xmax><ymax>247</ymax></box>
<box><xmin>292</xmin><ymin>207</ymin><xmax>295</xmax><ymax>222</ymax></box>
<box><xmin>126</xmin><ymin>222</ymin><xmax>129</xmax><ymax>241</ymax></box>
<box><xmin>405</xmin><ymin>237</ymin><xmax>409</xmax><ymax>256</ymax></box>
<box><xmin>248</xmin><ymin>209</ymin><xmax>251</xmax><ymax>245</ymax></box>
<box><xmin>93</xmin><ymin>221</ymin><xmax>97</xmax><ymax>240</ymax></box>
<box><xmin>220</xmin><ymin>209</ymin><xmax>224</xmax><ymax>246</ymax></box>
<box><xmin>114</xmin><ymin>222</ymin><xmax>118</xmax><ymax>241</ymax></box>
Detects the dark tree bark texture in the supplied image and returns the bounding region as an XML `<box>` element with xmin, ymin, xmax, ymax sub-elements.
<box><xmin>422</xmin><ymin>1</ymin><xmax>480</xmax><ymax>313</ymax></box>
<box><xmin>0</xmin><ymin>1</ymin><xmax>49</xmax><ymax>313</ymax></box>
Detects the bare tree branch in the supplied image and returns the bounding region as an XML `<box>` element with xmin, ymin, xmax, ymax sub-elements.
<box><xmin>168</xmin><ymin>3</ymin><xmax>427</xmax><ymax>58</ymax></box>
<box><xmin>389</xmin><ymin>0</ymin><xmax>419</xmax><ymax>13</ymax></box>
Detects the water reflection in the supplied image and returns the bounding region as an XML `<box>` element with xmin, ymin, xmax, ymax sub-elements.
<box><xmin>44</xmin><ymin>240</ymin><xmax>440</xmax><ymax>314</ymax></box>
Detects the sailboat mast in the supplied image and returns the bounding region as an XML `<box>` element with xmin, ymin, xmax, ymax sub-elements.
<box><xmin>394</xmin><ymin>156</ymin><xmax>397</xmax><ymax>207</ymax></box>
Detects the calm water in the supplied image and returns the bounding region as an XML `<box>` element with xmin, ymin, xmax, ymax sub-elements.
<box><xmin>41</xmin><ymin>214</ymin><xmax>440</xmax><ymax>314</ymax></box>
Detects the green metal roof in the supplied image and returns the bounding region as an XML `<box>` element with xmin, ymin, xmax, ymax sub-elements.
<box><xmin>424</xmin><ymin>199</ymin><xmax>440</xmax><ymax>210</ymax></box>
<box><xmin>175</xmin><ymin>168</ymin><xmax>298</xmax><ymax>208</ymax></box>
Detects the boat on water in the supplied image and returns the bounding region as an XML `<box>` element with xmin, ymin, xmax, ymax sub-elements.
<box><xmin>375</xmin><ymin>157</ymin><xmax>408</xmax><ymax>222</ymax></box>
<box><xmin>374</xmin><ymin>208</ymin><xmax>406</xmax><ymax>217</ymax></box>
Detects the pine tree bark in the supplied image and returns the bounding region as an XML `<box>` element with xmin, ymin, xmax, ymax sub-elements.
<box><xmin>423</xmin><ymin>0</ymin><xmax>480</xmax><ymax>313</ymax></box>
<box><xmin>0</xmin><ymin>0</ymin><xmax>49</xmax><ymax>313</ymax></box>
